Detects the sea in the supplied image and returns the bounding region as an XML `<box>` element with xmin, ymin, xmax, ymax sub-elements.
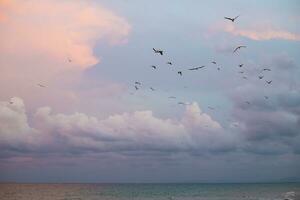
<box><xmin>0</xmin><ymin>183</ymin><xmax>299</xmax><ymax>200</ymax></box>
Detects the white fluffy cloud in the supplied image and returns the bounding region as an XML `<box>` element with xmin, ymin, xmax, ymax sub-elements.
<box><xmin>0</xmin><ymin>97</ymin><xmax>231</xmax><ymax>156</ymax></box>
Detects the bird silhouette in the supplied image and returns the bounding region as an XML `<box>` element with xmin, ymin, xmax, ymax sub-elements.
<box><xmin>233</xmin><ymin>45</ymin><xmax>246</xmax><ymax>53</ymax></box>
<box><xmin>167</xmin><ymin>62</ymin><xmax>172</xmax><ymax>65</ymax></box>
<box><xmin>135</xmin><ymin>81</ymin><xmax>141</xmax><ymax>85</ymax></box>
<box><xmin>135</xmin><ymin>85</ymin><xmax>139</xmax><ymax>90</ymax></box>
<box><xmin>208</xmin><ymin>106</ymin><xmax>215</xmax><ymax>110</ymax></box>
<box><xmin>150</xmin><ymin>87</ymin><xmax>155</xmax><ymax>91</ymax></box>
<box><xmin>243</xmin><ymin>76</ymin><xmax>247</xmax><ymax>79</ymax></box>
<box><xmin>264</xmin><ymin>96</ymin><xmax>269</xmax><ymax>99</ymax></box>
<box><xmin>178</xmin><ymin>71</ymin><xmax>182</xmax><ymax>76</ymax></box>
<box><xmin>239</xmin><ymin>71</ymin><xmax>244</xmax><ymax>74</ymax></box>
<box><xmin>153</xmin><ymin>48</ymin><xmax>163</xmax><ymax>55</ymax></box>
<box><xmin>151</xmin><ymin>65</ymin><xmax>157</xmax><ymax>69</ymax></box>
<box><xmin>246</xmin><ymin>101</ymin><xmax>251</xmax><ymax>105</ymax></box>
<box><xmin>266</xmin><ymin>80</ymin><xmax>272</xmax><ymax>84</ymax></box>
<box><xmin>67</xmin><ymin>58</ymin><xmax>72</xmax><ymax>62</ymax></box>
<box><xmin>217</xmin><ymin>67</ymin><xmax>221</xmax><ymax>71</ymax></box>
<box><xmin>224</xmin><ymin>15</ymin><xmax>240</xmax><ymax>22</ymax></box>
<box><xmin>212</xmin><ymin>61</ymin><xmax>217</xmax><ymax>64</ymax></box>
<box><xmin>261</xmin><ymin>68</ymin><xmax>271</xmax><ymax>72</ymax></box>
<box><xmin>239</xmin><ymin>64</ymin><xmax>243</xmax><ymax>67</ymax></box>
<box><xmin>258</xmin><ymin>75</ymin><xmax>264</xmax><ymax>79</ymax></box>
<box><xmin>188</xmin><ymin>66</ymin><xmax>205</xmax><ymax>70</ymax></box>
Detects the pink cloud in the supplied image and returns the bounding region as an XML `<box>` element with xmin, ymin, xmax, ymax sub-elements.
<box><xmin>223</xmin><ymin>23</ymin><xmax>300</xmax><ymax>41</ymax></box>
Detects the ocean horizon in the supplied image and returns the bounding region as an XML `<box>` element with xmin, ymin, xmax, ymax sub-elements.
<box><xmin>0</xmin><ymin>182</ymin><xmax>299</xmax><ymax>200</ymax></box>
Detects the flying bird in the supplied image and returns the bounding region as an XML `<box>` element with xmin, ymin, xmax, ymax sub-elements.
<box><xmin>37</xmin><ymin>84</ymin><xmax>46</xmax><ymax>88</ymax></box>
<box><xmin>243</xmin><ymin>76</ymin><xmax>248</xmax><ymax>79</ymax></box>
<box><xmin>239</xmin><ymin>71</ymin><xmax>244</xmax><ymax>74</ymax></box>
<box><xmin>67</xmin><ymin>58</ymin><xmax>72</xmax><ymax>62</ymax></box>
<box><xmin>264</xmin><ymin>96</ymin><xmax>269</xmax><ymax>99</ymax></box>
<box><xmin>188</xmin><ymin>66</ymin><xmax>205</xmax><ymax>70</ymax></box>
<box><xmin>224</xmin><ymin>15</ymin><xmax>240</xmax><ymax>22</ymax></box>
<box><xmin>258</xmin><ymin>75</ymin><xmax>264</xmax><ymax>79</ymax></box>
<box><xmin>266</xmin><ymin>80</ymin><xmax>272</xmax><ymax>84</ymax></box>
<box><xmin>239</xmin><ymin>64</ymin><xmax>244</xmax><ymax>67</ymax></box>
<box><xmin>233</xmin><ymin>45</ymin><xmax>246</xmax><ymax>53</ymax></box>
<box><xmin>212</xmin><ymin>61</ymin><xmax>217</xmax><ymax>64</ymax></box>
<box><xmin>135</xmin><ymin>81</ymin><xmax>141</xmax><ymax>85</ymax></box>
<box><xmin>217</xmin><ymin>67</ymin><xmax>221</xmax><ymax>71</ymax></box>
<box><xmin>208</xmin><ymin>106</ymin><xmax>215</xmax><ymax>110</ymax></box>
<box><xmin>151</xmin><ymin>65</ymin><xmax>157</xmax><ymax>69</ymax></box>
<box><xmin>178</xmin><ymin>71</ymin><xmax>182</xmax><ymax>76</ymax></box>
<box><xmin>246</xmin><ymin>101</ymin><xmax>251</xmax><ymax>105</ymax></box>
<box><xmin>261</xmin><ymin>68</ymin><xmax>271</xmax><ymax>72</ymax></box>
<box><xmin>150</xmin><ymin>87</ymin><xmax>155</xmax><ymax>91</ymax></box>
<box><xmin>153</xmin><ymin>48</ymin><xmax>163</xmax><ymax>55</ymax></box>
<box><xmin>167</xmin><ymin>62</ymin><xmax>172</xmax><ymax>65</ymax></box>
<box><xmin>9</xmin><ymin>101</ymin><xmax>13</xmax><ymax>104</ymax></box>
<box><xmin>135</xmin><ymin>85</ymin><xmax>139</xmax><ymax>90</ymax></box>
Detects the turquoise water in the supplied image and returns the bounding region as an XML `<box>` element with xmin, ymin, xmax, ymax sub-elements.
<box><xmin>0</xmin><ymin>183</ymin><xmax>299</xmax><ymax>200</ymax></box>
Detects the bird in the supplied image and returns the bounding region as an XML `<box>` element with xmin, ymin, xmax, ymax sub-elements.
<box><xmin>258</xmin><ymin>75</ymin><xmax>264</xmax><ymax>79</ymax></box>
<box><xmin>233</xmin><ymin>45</ymin><xmax>246</xmax><ymax>53</ymax></box>
<box><xmin>208</xmin><ymin>106</ymin><xmax>215</xmax><ymax>110</ymax></box>
<box><xmin>135</xmin><ymin>85</ymin><xmax>139</xmax><ymax>90</ymax></box>
<box><xmin>243</xmin><ymin>76</ymin><xmax>248</xmax><ymax>79</ymax></box>
<box><xmin>178</xmin><ymin>71</ymin><xmax>182</xmax><ymax>76</ymax></box>
<box><xmin>264</xmin><ymin>96</ymin><xmax>269</xmax><ymax>99</ymax></box>
<box><xmin>178</xmin><ymin>102</ymin><xmax>185</xmax><ymax>105</ymax></box>
<box><xmin>150</xmin><ymin>87</ymin><xmax>155</xmax><ymax>91</ymax></box>
<box><xmin>135</xmin><ymin>81</ymin><xmax>141</xmax><ymax>85</ymax></box>
<box><xmin>167</xmin><ymin>62</ymin><xmax>172</xmax><ymax>65</ymax></box>
<box><xmin>217</xmin><ymin>67</ymin><xmax>221</xmax><ymax>71</ymax></box>
<box><xmin>212</xmin><ymin>61</ymin><xmax>217</xmax><ymax>64</ymax></box>
<box><xmin>9</xmin><ymin>101</ymin><xmax>13</xmax><ymax>104</ymax></box>
<box><xmin>261</xmin><ymin>68</ymin><xmax>271</xmax><ymax>72</ymax></box>
<box><xmin>246</xmin><ymin>101</ymin><xmax>251</xmax><ymax>105</ymax></box>
<box><xmin>266</xmin><ymin>80</ymin><xmax>272</xmax><ymax>84</ymax></box>
<box><xmin>151</xmin><ymin>65</ymin><xmax>157</xmax><ymax>69</ymax></box>
<box><xmin>37</xmin><ymin>84</ymin><xmax>46</xmax><ymax>88</ymax></box>
<box><xmin>67</xmin><ymin>58</ymin><xmax>72</xmax><ymax>62</ymax></box>
<box><xmin>153</xmin><ymin>48</ymin><xmax>163</xmax><ymax>55</ymax></box>
<box><xmin>188</xmin><ymin>66</ymin><xmax>205</xmax><ymax>70</ymax></box>
<box><xmin>239</xmin><ymin>64</ymin><xmax>243</xmax><ymax>67</ymax></box>
<box><xmin>239</xmin><ymin>71</ymin><xmax>244</xmax><ymax>74</ymax></box>
<box><xmin>168</xmin><ymin>96</ymin><xmax>176</xmax><ymax>99</ymax></box>
<box><xmin>224</xmin><ymin>15</ymin><xmax>240</xmax><ymax>22</ymax></box>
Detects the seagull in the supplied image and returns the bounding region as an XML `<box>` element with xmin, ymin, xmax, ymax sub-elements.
<box><xmin>258</xmin><ymin>75</ymin><xmax>264</xmax><ymax>79</ymax></box>
<box><xmin>239</xmin><ymin>64</ymin><xmax>244</xmax><ymax>67</ymax></box>
<box><xmin>153</xmin><ymin>48</ymin><xmax>163</xmax><ymax>55</ymax></box>
<box><xmin>150</xmin><ymin>87</ymin><xmax>155</xmax><ymax>91</ymax></box>
<box><xmin>239</xmin><ymin>71</ymin><xmax>244</xmax><ymax>74</ymax></box>
<box><xmin>224</xmin><ymin>15</ymin><xmax>240</xmax><ymax>22</ymax></box>
<box><xmin>266</xmin><ymin>80</ymin><xmax>272</xmax><ymax>84</ymax></box>
<box><xmin>135</xmin><ymin>85</ymin><xmax>139</xmax><ymax>90</ymax></box>
<box><xmin>212</xmin><ymin>61</ymin><xmax>217</xmax><ymax>64</ymax></box>
<box><xmin>37</xmin><ymin>84</ymin><xmax>46</xmax><ymax>88</ymax></box>
<box><xmin>167</xmin><ymin>62</ymin><xmax>172</xmax><ymax>65</ymax></box>
<box><xmin>178</xmin><ymin>71</ymin><xmax>182</xmax><ymax>76</ymax></box>
<box><xmin>188</xmin><ymin>66</ymin><xmax>205</xmax><ymax>70</ymax></box>
<box><xmin>151</xmin><ymin>65</ymin><xmax>157</xmax><ymax>69</ymax></box>
<box><xmin>261</xmin><ymin>68</ymin><xmax>271</xmax><ymax>72</ymax></box>
<box><xmin>168</xmin><ymin>96</ymin><xmax>176</xmax><ymax>99</ymax></box>
<box><xmin>135</xmin><ymin>81</ymin><xmax>141</xmax><ymax>85</ymax></box>
<box><xmin>233</xmin><ymin>45</ymin><xmax>246</xmax><ymax>53</ymax></box>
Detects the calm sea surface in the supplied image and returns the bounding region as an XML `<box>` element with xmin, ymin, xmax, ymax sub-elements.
<box><xmin>0</xmin><ymin>183</ymin><xmax>299</xmax><ymax>200</ymax></box>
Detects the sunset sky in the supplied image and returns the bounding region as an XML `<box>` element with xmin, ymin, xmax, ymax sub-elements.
<box><xmin>0</xmin><ymin>0</ymin><xmax>300</xmax><ymax>183</ymax></box>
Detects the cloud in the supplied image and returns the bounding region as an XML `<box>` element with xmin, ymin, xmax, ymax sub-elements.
<box><xmin>223</xmin><ymin>23</ymin><xmax>300</xmax><ymax>41</ymax></box>
<box><xmin>0</xmin><ymin>97</ymin><xmax>236</xmax><ymax>157</ymax></box>
<box><xmin>0</xmin><ymin>0</ymin><xmax>130</xmax><ymax>70</ymax></box>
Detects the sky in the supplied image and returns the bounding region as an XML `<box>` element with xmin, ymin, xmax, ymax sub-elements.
<box><xmin>0</xmin><ymin>0</ymin><xmax>300</xmax><ymax>183</ymax></box>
